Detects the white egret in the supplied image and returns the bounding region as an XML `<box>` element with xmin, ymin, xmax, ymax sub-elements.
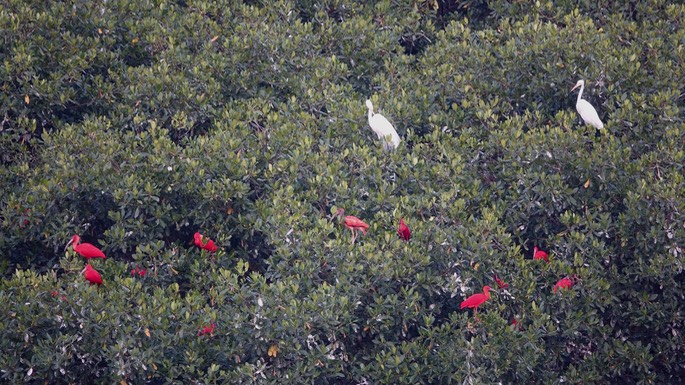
<box><xmin>365</xmin><ymin>99</ymin><xmax>401</xmax><ymax>150</ymax></box>
<box><xmin>571</xmin><ymin>80</ymin><xmax>604</xmax><ymax>129</ymax></box>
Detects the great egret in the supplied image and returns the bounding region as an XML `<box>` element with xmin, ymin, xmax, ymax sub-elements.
<box><xmin>365</xmin><ymin>99</ymin><xmax>401</xmax><ymax>150</ymax></box>
<box><xmin>571</xmin><ymin>80</ymin><xmax>604</xmax><ymax>129</ymax></box>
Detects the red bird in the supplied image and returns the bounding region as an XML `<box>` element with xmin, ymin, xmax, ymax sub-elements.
<box><xmin>533</xmin><ymin>246</ymin><xmax>549</xmax><ymax>262</ymax></box>
<box><xmin>198</xmin><ymin>322</ymin><xmax>215</xmax><ymax>337</ymax></box>
<box><xmin>51</xmin><ymin>290</ymin><xmax>67</xmax><ymax>301</ymax></box>
<box><xmin>460</xmin><ymin>285</ymin><xmax>491</xmax><ymax>320</ymax></box>
<box><xmin>511</xmin><ymin>317</ymin><xmax>524</xmax><ymax>331</ymax></box>
<box><xmin>66</xmin><ymin>235</ymin><xmax>106</xmax><ymax>260</ymax></box>
<box><xmin>194</xmin><ymin>232</ymin><xmax>218</xmax><ymax>253</ymax></box>
<box><xmin>336</xmin><ymin>208</ymin><xmax>369</xmax><ymax>244</ymax></box>
<box><xmin>553</xmin><ymin>276</ymin><xmax>575</xmax><ymax>293</ymax></box>
<box><xmin>82</xmin><ymin>264</ymin><xmax>103</xmax><ymax>286</ymax></box>
<box><xmin>397</xmin><ymin>218</ymin><xmax>411</xmax><ymax>241</ymax></box>
<box><xmin>19</xmin><ymin>208</ymin><xmax>30</xmax><ymax>229</ymax></box>
<box><xmin>493</xmin><ymin>274</ymin><xmax>508</xmax><ymax>289</ymax></box>
<box><xmin>131</xmin><ymin>267</ymin><xmax>147</xmax><ymax>277</ymax></box>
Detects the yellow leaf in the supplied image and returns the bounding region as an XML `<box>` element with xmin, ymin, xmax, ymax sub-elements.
<box><xmin>584</xmin><ymin>179</ymin><xmax>590</xmax><ymax>189</ymax></box>
<box><xmin>145</xmin><ymin>328</ymin><xmax>150</xmax><ymax>337</ymax></box>
<box><xmin>120</xmin><ymin>381</ymin><xmax>127</xmax><ymax>385</ymax></box>
<box><xmin>473</xmin><ymin>262</ymin><xmax>480</xmax><ymax>271</ymax></box>
<box><xmin>226</xmin><ymin>207</ymin><xmax>233</xmax><ymax>215</ymax></box>
<box><xmin>268</xmin><ymin>344</ymin><xmax>279</xmax><ymax>357</ymax></box>
<box><xmin>210</xmin><ymin>35</ymin><xmax>219</xmax><ymax>42</ymax></box>
<box><xmin>24</xmin><ymin>95</ymin><xmax>30</xmax><ymax>104</ymax></box>
<box><xmin>98</xmin><ymin>28</ymin><xmax>102</xmax><ymax>34</ymax></box>
<box><xmin>132</xmin><ymin>37</ymin><xmax>139</xmax><ymax>44</ymax></box>
<box><xmin>152</xmin><ymin>363</ymin><xmax>157</xmax><ymax>370</ymax></box>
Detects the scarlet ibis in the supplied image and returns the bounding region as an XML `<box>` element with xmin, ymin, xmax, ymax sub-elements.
<box><xmin>198</xmin><ymin>322</ymin><xmax>215</xmax><ymax>336</ymax></box>
<box><xmin>194</xmin><ymin>232</ymin><xmax>218</xmax><ymax>253</ymax></box>
<box><xmin>533</xmin><ymin>246</ymin><xmax>549</xmax><ymax>262</ymax></box>
<box><xmin>397</xmin><ymin>218</ymin><xmax>410</xmax><ymax>241</ymax></box>
<box><xmin>366</xmin><ymin>99</ymin><xmax>401</xmax><ymax>150</ymax></box>
<box><xmin>571</xmin><ymin>80</ymin><xmax>604</xmax><ymax>129</ymax></box>
<box><xmin>460</xmin><ymin>285</ymin><xmax>491</xmax><ymax>320</ymax></box>
<box><xmin>553</xmin><ymin>276</ymin><xmax>576</xmax><ymax>293</ymax></box>
<box><xmin>66</xmin><ymin>235</ymin><xmax>106</xmax><ymax>260</ymax></box>
<box><xmin>493</xmin><ymin>274</ymin><xmax>508</xmax><ymax>289</ymax></box>
<box><xmin>82</xmin><ymin>264</ymin><xmax>103</xmax><ymax>286</ymax></box>
<box><xmin>131</xmin><ymin>267</ymin><xmax>147</xmax><ymax>277</ymax></box>
<box><xmin>19</xmin><ymin>209</ymin><xmax>30</xmax><ymax>228</ymax></box>
<box><xmin>511</xmin><ymin>317</ymin><xmax>524</xmax><ymax>331</ymax></box>
<box><xmin>335</xmin><ymin>208</ymin><xmax>369</xmax><ymax>244</ymax></box>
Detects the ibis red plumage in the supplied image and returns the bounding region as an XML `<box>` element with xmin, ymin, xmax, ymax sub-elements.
<box><xmin>397</xmin><ymin>218</ymin><xmax>410</xmax><ymax>241</ymax></box>
<box><xmin>553</xmin><ymin>276</ymin><xmax>577</xmax><ymax>293</ymax></box>
<box><xmin>198</xmin><ymin>322</ymin><xmax>215</xmax><ymax>337</ymax></box>
<box><xmin>533</xmin><ymin>246</ymin><xmax>549</xmax><ymax>262</ymax></box>
<box><xmin>194</xmin><ymin>232</ymin><xmax>218</xmax><ymax>253</ymax></box>
<box><xmin>493</xmin><ymin>274</ymin><xmax>508</xmax><ymax>289</ymax></box>
<box><xmin>82</xmin><ymin>264</ymin><xmax>103</xmax><ymax>286</ymax></box>
<box><xmin>460</xmin><ymin>285</ymin><xmax>491</xmax><ymax>320</ymax></box>
<box><xmin>66</xmin><ymin>235</ymin><xmax>106</xmax><ymax>260</ymax></box>
<box><xmin>335</xmin><ymin>208</ymin><xmax>369</xmax><ymax>244</ymax></box>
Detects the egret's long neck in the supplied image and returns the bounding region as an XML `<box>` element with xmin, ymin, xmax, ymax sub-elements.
<box><xmin>367</xmin><ymin>108</ymin><xmax>374</xmax><ymax>123</ymax></box>
<box><xmin>577</xmin><ymin>84</ymin><xmax>584</xmax><ymax>104</ymax></box>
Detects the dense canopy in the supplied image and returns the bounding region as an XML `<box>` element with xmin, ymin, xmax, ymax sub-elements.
<box><xmin>1</xmin><ymin>0</ymin><xmax>684</xmax><ymax>384</ymax></box>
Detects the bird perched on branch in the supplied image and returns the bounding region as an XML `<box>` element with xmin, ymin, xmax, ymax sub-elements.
<box><xmin>82</xmin><ymin>264</ymin><xmax>103</xmax><ymax>286</ymax></box>
<box><xmin>571</xmin><ymin>79</ymin><xmax>604</xmax><ymax>129</ymax></box>
<box><xmin>460</xmin><ymin>285</ymin><xmax>491</xmax><ymax>321</ymax></box>
<box><xmin>397</xmin><ymin>218</ymin><xmax>410</xmax><ymax>241</ymax></box>
<box><xmin>335</xmin><ymin>208</ymin><xmax>369</xmax><ymax>244</ymax></box>
<box><xmin>66</xmin><ymin>235</ymin><xmax>107</xmax><ymax>260</ymax></box>
<box><xmin>366</xmin><ymin>99</ymin><xmax>401</xmax><ymax>150</ymax></box>
<box><xmin>533</xmin><ymin>246</ymin><xmax>549</xmax><ymax>262</ymax></box>
<box><xmin>194</xmin><ymin>232</ymin><xmax>218</xmax><ymax>253</ymax></box>
<box><xmin>553</xmin><ymin>275</ymin><xmax>578</xmax><ymax>293</ymax></box>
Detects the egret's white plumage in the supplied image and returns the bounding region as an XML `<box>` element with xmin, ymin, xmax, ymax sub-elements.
<box><xmin>571</xmin><ymin>80</ymin><xmax>604</xmax><ymax>129</ymax></box>
<box><xmin>366</xmin><ymin>99</ymin><xmax>401</xmax><ymax>150</ymax></box>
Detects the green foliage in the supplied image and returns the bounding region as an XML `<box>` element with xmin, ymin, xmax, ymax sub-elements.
<box><xmin>1</xmin><ymin>0</ymin><xmax>684</xmax><ymax>384</ymax></box>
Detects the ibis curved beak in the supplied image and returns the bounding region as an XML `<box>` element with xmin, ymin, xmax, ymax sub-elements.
<box><xmin>570</xmin><ymin>83</ymin><xmax>580</xmax><ymax>92</ymax></box>
<box><xmin>64</xmin><ymin>240</ymin><xmax>73</xmax><ymax>252</ymax></box>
